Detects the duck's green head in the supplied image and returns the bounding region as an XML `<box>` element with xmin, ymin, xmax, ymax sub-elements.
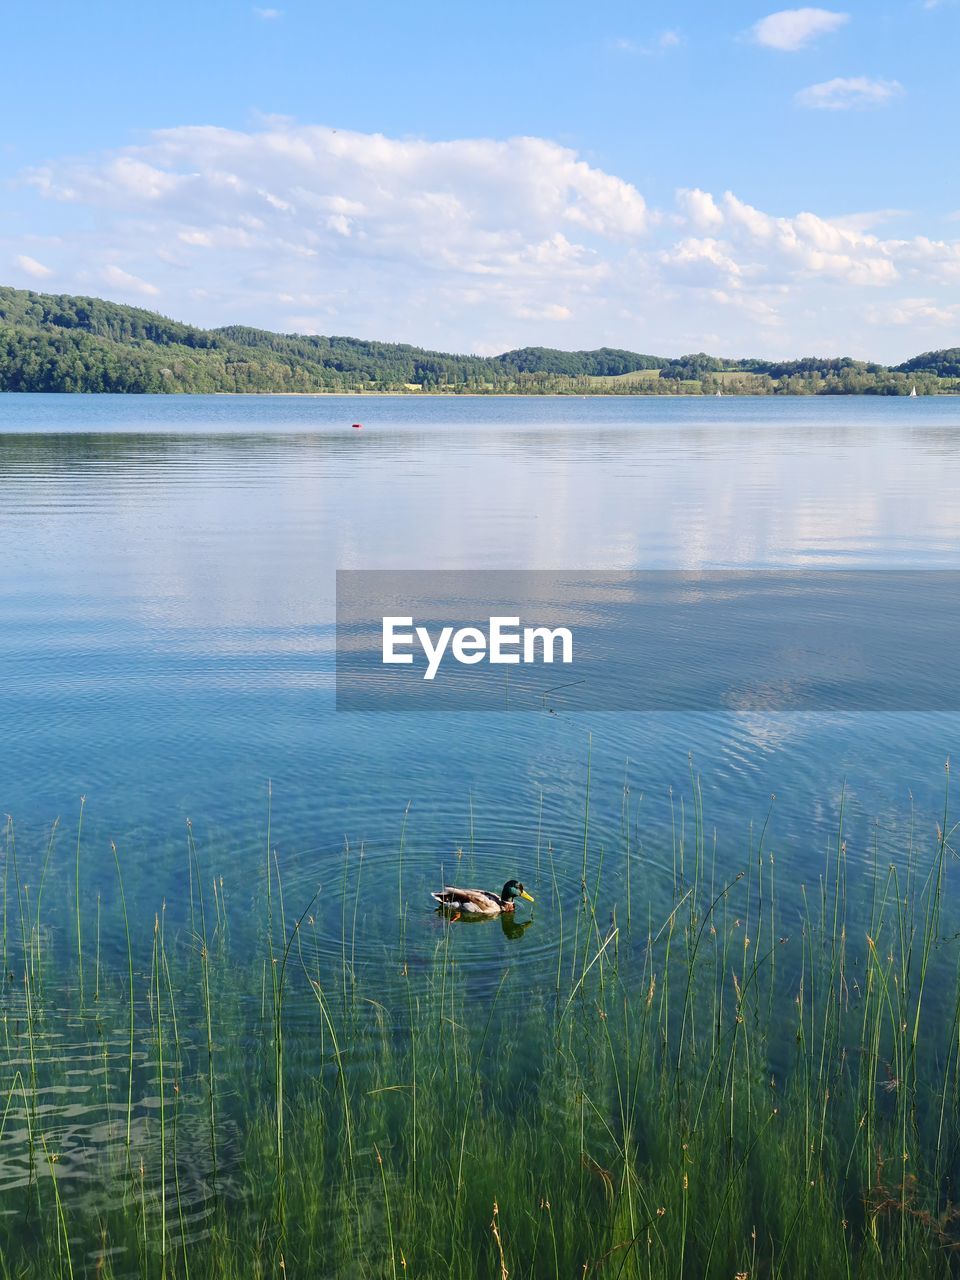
<box><xmin>501</xmin><ymin>879</ymin><xmax>535</xmax><ymax>904</ymax></box>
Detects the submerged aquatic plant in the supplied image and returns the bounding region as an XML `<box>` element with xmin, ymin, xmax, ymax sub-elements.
<box><xmin>0</xmin><ymin>765</ymin><xmax>958</xmax><ymax>1277</ymax></box>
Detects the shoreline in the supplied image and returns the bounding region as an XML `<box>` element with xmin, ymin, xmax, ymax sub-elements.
<box><xmin>0</xmin><ymin>389</ymin><xmax>955</xmax><ymax>399</ymax></box>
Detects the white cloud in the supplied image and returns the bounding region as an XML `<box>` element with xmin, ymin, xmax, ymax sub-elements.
<box><xmin>101</xmin><ymin>265</ymin><xmax>159</xmax><ymax>297</ymax></box>
<box><xmin>707</xmin><ymin>289</ymin><xmax>782</xmax><ymax>325</ymax></box>
<box><xmin>677</xmin><ymin>188</ymin><xmax>724</xmax><ymax>230</ymax></box>
<box><xmin>828</xmin><ymin>208</ymin><xmax>906</xmax><ymax>233</ymax></box>
<box><xmin>14</xmin><ymin>253</ymin><xmax>53</xmax><ymax>279</ymax></box>
<box><xmin>29</xmin><ymin>125</ymin><xmax>649</xmax><ymax>244</ymax></box>
<box><xmin>611</xmin><ymin>29</ymin><xmax>683</xmax><ymax>55</ymax></box>
<box><xmin>516</xmin><ymin>303</ymin><xmax>572</xmax><ymax>321</ymax></box>
<box><xmin>795</xmin><ymin>76</ymin><xmax>904</xmax><ymax>110</ymax></box>
<box><xmin>254</xmin><ymin>7</ymin><xmax>282</xmax><ymax>18</ymax></box>
<box><xmin>661</xmin><ymin>237</ymin><xmax>743</xmax><ymax>286</ymax></box>
<box><xmin>723</xmin><ymin>192</ymin><xmax>777</xmax><ymax>240</ymax></box>
<box><xmin>751</xmin><ymin>8</ymin><xmax>849</xmax><ymax>51</ymax></box>
<box><xmin>16</xmin><ymin>121</ymin><xmax>960</xmax><ymax>361</ymax></box>
<box><xmin>719</xmin><ymin>192</ymin><xmax>900</xmax><ymax>284</ymax></box>
<box><xmin>865</xmin><ymin>296</ymin><xmax>959</xmax><ymax>326</ymax></box>
<box><xmin>895</xmin><ymin>235</ymin><xmax>960</xmax><ymax>279</ymax></box>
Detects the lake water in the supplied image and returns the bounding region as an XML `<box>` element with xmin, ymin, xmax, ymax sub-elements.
<box><xmin>4</xmin><ymin>392</ymin><xmax>960</xmax><ymax>1271</ymax></box>
<box><xmin>3</xmin><ymin>394</ymin><xmax>960</xmax><ymax>932</ymax></box>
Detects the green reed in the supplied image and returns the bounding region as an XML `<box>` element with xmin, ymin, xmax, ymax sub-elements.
<box><xmin>33</xmin><ymin>816</ymin><xmax>59</xmax><ymax>986</ymax></box>
<box><xmin>1</xmin><ymin>767</ymin><xmax>960</xmax><ymax>1277</ymax></box>
<box><xmin>2</xmin><ymin>816</ymin><xmax>9</xmax><ymax>989</ymax></box>
<box><xmin>187</xmin><ymin>820</ymin><xmax>217</xmax><ymax>1181</ymax></box>
<box><xmin>111</xmin><ymin>840</ymin><xmax>135</xmax><ymax>1151</ymax></box>
<box><xmin>159</xmin><ymin>905</ymin><xmax>190</xmax><ymax>1280</ymax></box>
<box><xmin>151</xmin><ymin>915</ymin><xmax>167</xmax><ymax>1276</ymax></box>
<box><xmin>75</xmin><ymin>796</ymin><xmax>86</xmax><ymax>1006</ymax></box>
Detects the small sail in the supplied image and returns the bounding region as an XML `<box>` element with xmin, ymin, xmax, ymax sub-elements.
<box><xmin>715</xmin><ymin>389</ymin><xmax>722</xmax><ymax>397</ymax></box>
<box><xmin>909</xmin><ymin>384</ymin><xmax>918</xmax><ymax>397</ymax></box>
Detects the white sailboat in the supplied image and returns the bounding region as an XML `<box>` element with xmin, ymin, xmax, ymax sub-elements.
<box><xmin>715</xmin><ymin>389</ymin><xmax>722</xmax><ymax>397</ymax></box>
<box><xmin>909</xmin><ymin>384</ymin><xmax>918</xmax><ymax>397</ymax></box>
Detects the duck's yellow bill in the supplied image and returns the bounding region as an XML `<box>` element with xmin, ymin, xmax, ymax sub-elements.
<box><xmin>519</xmin><ymin>889</ymin><xmax>535</xmax><ymax>902</ymax></box>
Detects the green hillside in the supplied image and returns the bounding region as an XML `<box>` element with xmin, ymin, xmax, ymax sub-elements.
<box><xmin>0</xmin><ymin>285</ymin><xmax>956</xmax><ymax>395</ymax></box>
<box><xmin>895</xmin><ymin>348</ymin><xmax>960</xmax><ymax>378</ymax></box>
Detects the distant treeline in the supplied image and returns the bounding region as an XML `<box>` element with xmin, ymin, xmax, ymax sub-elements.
<box><xmin>0</xmin><ymin>285</ymin><xmax>957</xmax><ymax>395</ymax></box>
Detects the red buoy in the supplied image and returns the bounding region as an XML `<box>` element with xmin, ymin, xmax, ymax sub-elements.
<box><xmin>351</xmin><ymin>422</ymin><xmax>363</xmax><ymax>429</ymax></box>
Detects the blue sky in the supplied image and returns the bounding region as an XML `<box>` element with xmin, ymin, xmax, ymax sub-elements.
<box><xmin>3</xmin><ymin>0</ymin><xmax>958</xmax><ymax>360</ymax></box>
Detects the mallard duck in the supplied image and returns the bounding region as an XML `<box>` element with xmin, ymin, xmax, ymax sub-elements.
<box><xmin>431</xmin><ymin>879</ymin><xmax>534</xmax><ymax>919</ymax></box>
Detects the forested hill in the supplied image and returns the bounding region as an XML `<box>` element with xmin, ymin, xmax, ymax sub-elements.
<box><xmin>0</xmin><ymin>285</ymin><xmax>956</xmax><ymax>395</ymax></box>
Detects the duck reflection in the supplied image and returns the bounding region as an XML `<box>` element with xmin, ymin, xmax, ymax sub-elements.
<box><xmin>433</xmin><ymin>907</ymin><xmax>534</xmax><ymax>940</ymax></box>
<box><xmin>500</xmin><ymin>914</ymin><xmax>533</xmax><ymax>940</ymax></box>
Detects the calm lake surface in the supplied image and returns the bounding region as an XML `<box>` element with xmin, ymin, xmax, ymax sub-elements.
<box><xmin>3</xmin><ymin>394</ymin><xmax>960</xmax><ymax>948</ymax></box>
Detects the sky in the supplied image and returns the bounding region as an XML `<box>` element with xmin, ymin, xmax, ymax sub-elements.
<box><xmin>2</xmin><ymin>0</ymin><xmax>959</xmax><ymax>362</ymax></box>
